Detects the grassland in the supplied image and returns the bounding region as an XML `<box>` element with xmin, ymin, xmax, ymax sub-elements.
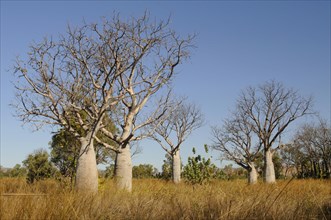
<box><xmin>0</xmin><ymin>178</ymin><xmax>330</xmax><ymax>219</ymax></box>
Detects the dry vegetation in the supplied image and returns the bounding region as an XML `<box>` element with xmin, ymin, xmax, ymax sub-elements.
<box><xmin>1</xmin><ymin>178</ymin><xmax>330</xmax><ymax>220</ymax></box>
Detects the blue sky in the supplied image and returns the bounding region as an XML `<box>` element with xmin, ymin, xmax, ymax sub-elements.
<box><xmin>1</xmin><ymin>1</ymin><xmax>330</xmax><ymax>170</ymax></box>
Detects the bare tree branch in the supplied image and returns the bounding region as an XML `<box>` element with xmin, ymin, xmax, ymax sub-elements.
<box><xmin>211</xmin><ymin>112</ymin><xmax>262</xmax><ymax>171</ymax></box>
<box><xmin>149</xmin><ymin>98</ymin><xmax>204</xmax><ymax>156</ymax></box>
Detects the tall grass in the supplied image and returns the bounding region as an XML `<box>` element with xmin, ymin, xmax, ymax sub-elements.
<box><xmin>1</xmin><ymin>178</ymin><xmax>330</xmax><ymax>219</ymax></box>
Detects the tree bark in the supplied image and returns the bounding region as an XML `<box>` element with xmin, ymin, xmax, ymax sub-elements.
<box><xmin>264</xmin><ymin>149</ymin><xmax>276</xmax><ymax>183</ymax></box>
<box><xmin>248</xmin><ymin>163</ymin><xmax>258</xmax><ymax>184</ymax></box>
<box><xmin>313</xmin><ymin>162</ymin><xmax>318</xmax><ymax>178</ymax></box>
<box><xmin>172</xmin><ymin>150</ymin><xmax>181</xmax><ymax>184</ymax></box>
<box><xmin>324</xmin><ymin>160</ymin><xmax>331</xmax><ymax>179</ymax></box>
<box><xmin>75</xmin><ymin>138</ymin><xmax>98</xmax><ymax>193</ymax></box>
<box><xmin>115</xmin><ymin>146</ymin><xmax>132</xmax><ymax>192</ymax></box>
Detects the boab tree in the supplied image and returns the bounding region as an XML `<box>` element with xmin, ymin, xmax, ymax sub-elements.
<box><xmin>13</xmin><ymin>13</ymin><xmax>193</xmax><ymax>192</ymax></box>
<box><xmin>12</xmin><ymin>34</ymin><xmax>119</xmax><ymax>192</ymax></box>
<box><xmin>236</xmin><ymin>80</ymin><xmax>313</xmax><ymax>183</ymax></box>
<box><xmin>90</xmin><ymin>15</ymin><xmax>195</xmax><ymax>191</ymax></box>
<box><xmin>50</xmin><ymin>125</ymin><xmax>117</xmax><ymax>186</ymax></box>
<box><xmin>149</xmin><ymin>100</ymin><xmax>204</xmax><ymax>183</ymax></box>
<box><xmin>211</xmin><ymin>113</ymin><xmax>262</xmax><ymax>184</ymax></box>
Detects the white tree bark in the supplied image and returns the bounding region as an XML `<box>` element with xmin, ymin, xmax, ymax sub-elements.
<box><xmin>264</xmin><ymin>149</ymin><xmax>276</xmax><ymax>183</ymax></box>
<box><xmin>115</xmin><ymin>146</ymin><xmax>132</xmax><ymax>191</ymax></box>
<box><xmin>75</xmin><ymin>138</ymin><xmax>98</xmax><ymax>193</ymax></box>
<box><xmin>248</xmin><ymin>163</ymin><xmax>258</xmax><ymax>184</ymax></box>
<box><xmin>172</xmin><ymin>150</ymin><xmax>181</xmax><ymax>184</ymax></box>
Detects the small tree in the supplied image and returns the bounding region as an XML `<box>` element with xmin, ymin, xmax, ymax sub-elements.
<box><xmin>150</xmin><ymin>100</ymin><xmax>204</xmax><ymax>184</ymax></box>
<box><xmin>211</xmin><ymin>113</ymin><xmax>262</xmax><ymax>184</ymax></box>
<box><xmin>182</xmin><ymin>145</ymin><xmax>215</xmax><ymax>185</ymax></box>
<box><xmin>160</xmin><ymin>154</ymin><xmax>172</xmax><ymax>180</ymax></box>
<box><xmin>23</xmin><ymin>149</ymin><xmax>57</xmax><ymax>183</ymax></box>
<box><xmin>50</xmin><ymin>129</ymin><xmax>80</xmax><ymax>184</ymax></box>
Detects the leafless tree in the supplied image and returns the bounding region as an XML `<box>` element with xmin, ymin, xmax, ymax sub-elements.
<box><xmin>13</xmin><ymin>26</ymin><xmax>122</xmax><ymax>192</ymax></box>
<box><xmin>211</xmin><ymin>112</ymin><xmax>262</xmax><ymax>184</ymax></box>
<box><xmin>90</xmin><ymin>14</ymin><xmax>195</xmax><ymax>191</ymax></box>
<box><xmin>149</xmin><ymin>100</ymin><xmax>204</xmax><ymax>183</ymax></box>
<box><xmin>12</xmin><ymin>12</ymin><xmax>194</xmax><ymax>192</ymax></box>
<box><xmin>236</xmin><ymin>80</ymin><xmax>313</xmax><ymax>183</ymax></box>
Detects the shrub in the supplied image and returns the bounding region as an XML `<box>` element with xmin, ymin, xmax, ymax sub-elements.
<box><xmin>182</xmin><ymin>145</ymin><xmax>216</xmax><ymax>184</ymax></box>
<box><xmin>23</xmin><ymin>149</ymin><xmax>57</xmax><ymax>183</ymax></box>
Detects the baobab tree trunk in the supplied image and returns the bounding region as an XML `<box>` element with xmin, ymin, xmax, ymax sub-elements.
<box><xmin>75</xmin><ymin>138</ymin><xmax>98</xmax><ymax>192</ymax></box>
<box><xmin>115</xmin><ymin>146</ymin><xmax>132</xmax><ymax>191</ymax></box>
<box><xmin>172</xmin><ymin>150</ymin><xmax>181</xmax><ymax>184</ymax></box>
<box><xmin>248</xmin><ymin>163</ymin><xmax>258</xmax><ymax>184</ymax></box>
<box><xmin>264</xmin><ymin>149</ymin><xmax>276</xmax><ymax>183</ymax></box>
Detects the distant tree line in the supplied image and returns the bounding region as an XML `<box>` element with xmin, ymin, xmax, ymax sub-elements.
<box><xmin>281</xmin><ymin>119</ymin><xmax>331</xmax><ymax>179</ymax></box>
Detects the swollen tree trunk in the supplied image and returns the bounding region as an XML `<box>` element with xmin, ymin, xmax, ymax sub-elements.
<box><xmin>115</xmin><ymin>146</ymin><xmax>132</xmax><ymax>191</ymax></box>
<box><xmin>264</xmin><ymin>149</ymin><xmax>276</xmax><ymax>183</ymax></box>
<box><xmin>172</xmin><ymin>150</ymin><xmax>181</xmax><ymax>184</ymax></box>
<box><xmin>248</xmin><ymin>163</ymin><xmax>258</xmax><ymax>184</ymax></box>
<box><xmin>75</xmin><ymin>138</ymin><xmax>98</xmax><ymax>192</ymax></box>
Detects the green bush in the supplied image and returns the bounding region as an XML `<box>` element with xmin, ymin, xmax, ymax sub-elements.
<box><xmin>9</xmin><ymin>164</ymin><xmax>27</xmax><ymax>177</ymax></box>
<box><xmin>23</xmin><ymin>149</ymin><xmax>57</xmax><ymax>183</ymax></box>
<box><xmin>182</xmin><ymin>145</ymin><xmax>216</xmax><ymax>185</ymax></box>
<box><xmin>133</xmin><ymin>164</ymin><xmax>157</xmax><ymax>179</ymax></box>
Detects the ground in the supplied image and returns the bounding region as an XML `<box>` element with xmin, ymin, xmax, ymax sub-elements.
<box><xmin>1</xmin><ymin>178</ymin><xmax>330</xmax><ymax>219</ymax></box>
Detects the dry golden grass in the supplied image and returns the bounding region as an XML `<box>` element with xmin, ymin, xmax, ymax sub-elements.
<box><xmin>1</xmin><ymin>178</ymin><xmax>330</xmax><ymax>219</ymax></box>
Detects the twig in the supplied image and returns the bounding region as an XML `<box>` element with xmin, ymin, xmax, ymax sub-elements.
<box><xmin>309</xmin><ymin>185</ymin><xmax>327</xmax><ymax>220</ymax></box>
<box><xmin>1</xmin><ymin>193</ymin><xmax>48</xmax><ymax>196</ymax></box>
<box><xmin>264</xmin><ymin>177</ymin><xmax>295</xmax><ymax>217</ymax></box>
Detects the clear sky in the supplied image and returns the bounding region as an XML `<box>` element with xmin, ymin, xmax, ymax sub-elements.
<box><xmin>1</xmin><ymin>1</ymin><xmax>330</xmax><ymax>170</ymax></box>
